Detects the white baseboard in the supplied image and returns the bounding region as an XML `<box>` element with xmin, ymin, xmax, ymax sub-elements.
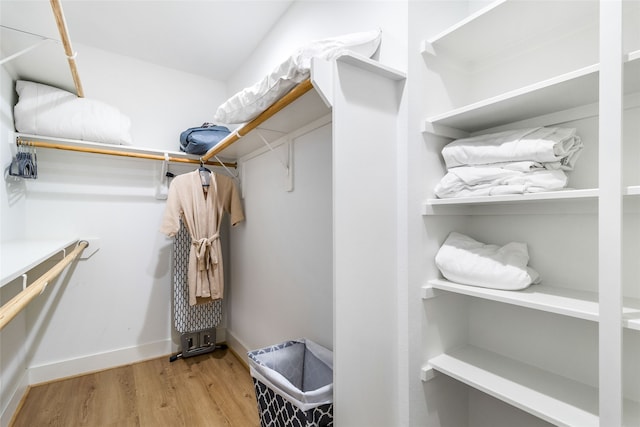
<box><xmin>27</xmin><ymin>339</ymin><xmax>176</xmax><ymax>386</ymax></box>
<box><xmin>0</xmin><ymin>371</ymin><xmax>28</xmax><ymax>427</ymax></box>
<box><xmin>224</xmin><ymin>329</ymin><xmax>251</xmax><ymax>367</ymax></box>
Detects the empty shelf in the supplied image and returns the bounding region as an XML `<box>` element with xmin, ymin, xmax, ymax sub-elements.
<box><xmin>425</xmin><ymin>345</ymin><xmax>600</xmax><ymax>427</ymax></box>
<box><xmin>424</xmin><ymin>279</ymin><xmax>640</xmax><ymax>331</ymax></box>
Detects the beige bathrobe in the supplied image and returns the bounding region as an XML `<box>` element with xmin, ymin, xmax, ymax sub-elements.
<box><xmin>160</xmin><ymin>170</ymin><xmax>244</xmax><ymax>305</ymax></box>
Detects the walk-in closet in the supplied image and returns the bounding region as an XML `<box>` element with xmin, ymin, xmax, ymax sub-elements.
<box><xmin>1</xmin><ymin>1</ymin><xmax>638</xmax><ymax>426</ymax></box>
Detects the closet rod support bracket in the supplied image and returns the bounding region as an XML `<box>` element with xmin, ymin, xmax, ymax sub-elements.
<box><xmin>79</xmin><ymin>238</ymin><xmax>100</xmax><ymax>260</ymax></box>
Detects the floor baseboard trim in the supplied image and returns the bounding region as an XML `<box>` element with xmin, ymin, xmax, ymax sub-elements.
<box><xmin>27</xmin><ymin>339</ymin><xmax>175</xmax><ymax>386</ymax></box>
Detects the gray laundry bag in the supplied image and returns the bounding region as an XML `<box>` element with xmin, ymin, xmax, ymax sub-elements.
<box><xmin>248</xmin><ymin>339</ymin><xmax>333</xmax><ymax>427</ymax></box>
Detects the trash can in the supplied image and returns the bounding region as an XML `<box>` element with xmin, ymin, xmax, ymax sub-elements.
<box><xmin>248</xmin><ymin>339</ymin><xmax>333</xmax><ymax>427</ymax></box>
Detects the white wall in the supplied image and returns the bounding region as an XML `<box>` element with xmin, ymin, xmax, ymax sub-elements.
<box><xmin>226</xmin><ymin>1</ymin><xmax>407</xmax><ymax>98</ymax></box>
<box><xmin>229</xmin><ymin>123</ymin><xmax>333</xmax><ymax>352</ymax></box>
<box><xmin>224</xmin><ymin>3</ymin><xmax>409</xmax><ymax>424</ymax></box>
<box><xmin>0</xmin><ymin>42</ymin><xmax>231</xmax><ymax>402</ymax></box>
<box><xmin>223</xmin><ymin>0</ymin><xmax>407</xmax><ymax>367</ymax></box>
<box><xmin>2</xmin><ymin>1</ymin><xmax>410</xmax><ymax>425</ymax></box>
<box><xmin>0</xmin><ymin>63</ymin><xmax>29</xmax><ymax>427</ymax></box>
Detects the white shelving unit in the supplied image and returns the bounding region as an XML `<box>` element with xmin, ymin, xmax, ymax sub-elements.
<box><xmin>423</xmin><ymin>64</ymin><xmax>600</xmax><ymax>135</ymax></box>
<box><xmin>422</xmin><ymin>345</ymin><xmax>639</xmax><ymax>427</ymax></box>
<box><xmin>1</xmin><ymin>238</ymin><xmax>78</xmax><ymax>288</ymax></box>
<box><xmin>423</xmin><ymin>279</ymin><xmax>640</xmax><ymax>331</ymax></box>
<box><xmin>418</xmin><ymin>1</ymin><xmax>639</xmax><ymax>426</ymax></box>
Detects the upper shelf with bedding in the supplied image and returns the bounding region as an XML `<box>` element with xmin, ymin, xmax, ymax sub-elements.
<box><xmin>9</xmin><ymin>28</ymin><xmax>393</xmax><ymax>166</ymax></box>
<box><xmin>201</xmin><ymin>79</ymin><xmax>331</xmax><ymax>161</ymax></box>
<box><xmin>200</xmin><ymin>51</ymin><xmax>405</xmax><ymax>162</ymax></box>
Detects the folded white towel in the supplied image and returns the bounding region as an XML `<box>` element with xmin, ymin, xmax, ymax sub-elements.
<box><xmin>434</xmin><ymin>165</ymin><xmax>567</xmax><ymax>198</ymax></box>
<box><xmin>435</xmin><ymin>232</ymin><xmax>541</xmax><ymax>290</ymax></box>
<box><xmin>441</xmin><ymin>127</ymin><xmax>583</xmax><ymax>171</ymax></box>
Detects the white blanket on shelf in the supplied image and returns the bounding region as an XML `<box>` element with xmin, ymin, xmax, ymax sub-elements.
<box><xmin>213</xmin><ymin>29</ymin><xmax>382</xmax><ymax>124</ymax></box>
<box><xmin>435</xmin><ymin>232</ymin><xmax>541</xmax><ymax>291</ymax></box>
<box><xmin>441</xmin><ymin>127</ymin><xmax>583</xmax><ymax>171</ymax></box>
<box><xmin>434</xmin><ymin>163</ymin><xmax>568</xmax><ymax>198</ymax></box>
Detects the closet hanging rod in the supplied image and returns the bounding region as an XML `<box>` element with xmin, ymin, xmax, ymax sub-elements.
<box><xmin>200</xmin><ymin>78</ymin><xmax>315</xmax><ymax>162</ymax></box>
<box><xmin>50</xmin><ymin>0</ymin><xmax>84</xmax><ymax>97</ymax></box>
<box><xmin>0</xmin><ymin>240</ymin><xmax>88</xmax><ymax>332</ymax></box>
<box><xmin>17</xmin><ymin>137</ymin><xmax>236</xmax><ymax>168</ymax></box>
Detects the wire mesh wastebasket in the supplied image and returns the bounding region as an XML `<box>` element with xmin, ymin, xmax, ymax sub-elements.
<box><xmin>248</xmin><ymin>339</ymin><xmax>333</xmax><ymax>427</ymax></box>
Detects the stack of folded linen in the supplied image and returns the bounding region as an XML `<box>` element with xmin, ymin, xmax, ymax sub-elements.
<box><xmin>434</xmin><ymin>127</ymin><xmax>583</xmax><ymax>198</ymax></box>
<box><xmin>435</xmin><ymin>232</ymin><xmax>541</xmax><ymax>291</ymax></box>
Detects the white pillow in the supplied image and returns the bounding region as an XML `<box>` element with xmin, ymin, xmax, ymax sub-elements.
<box><xmin>435</xmin><ymin>232</ymin><xmax>541</xmax><ymax>290</ymax></box>
<box><xmin>214</xmin><ymin>29</ymin><xmax>382</xmax><ymax>124</ymax></box>
<box><xmin>14</xmin><ymin>80</ymin><xmax>132</xmax><ymax>145</ymax></box>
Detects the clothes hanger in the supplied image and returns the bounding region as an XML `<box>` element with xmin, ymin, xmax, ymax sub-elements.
<box><xmin>198</xmin><ymin>159</ymin><xmax>211</xmax><ymax>187</ymax></box>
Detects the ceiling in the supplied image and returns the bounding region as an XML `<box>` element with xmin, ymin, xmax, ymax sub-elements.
<box><xmin>0</xmin><ymin>0</ymin><xmax>294</xmax><ymax>82</ymax></box>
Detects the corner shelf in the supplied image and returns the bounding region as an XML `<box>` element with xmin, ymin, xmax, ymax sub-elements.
<box><xmin>423</xmin><ymin>279</ymin><xmax>640</xmax><ymax>331</ymax></box>
<box><xmin>1</xmin><ymin>238</ymin><xmax>79</xmax><ymax>288</ymax></box>
<box><xmin>422</xmin><ymin>345</ymin><xmax>639</xmax><ymax>427</ymax></box>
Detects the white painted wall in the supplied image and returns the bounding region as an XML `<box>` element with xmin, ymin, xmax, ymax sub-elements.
<box><xmin>226</xmin><ymin>1</ymin><xmax>407</xmax><ymax>98</ymax></box>
<box><xmin>223</xmin><ymin>0</ymin><xmax>408</xmax><ymax>343</ymax></box>
<box><xmin>1</xmin><ymin>2</ymin><xmax>409</xmax><ymax>423</ymax></box>
<box><xmin>224</xmin><ymin>3</ymin><xmax>408</xmax><ymax>425</ymax></box>
<box><xmin>0</xmin><ymin>42</ymin><xmax>230</xmax><ymax>406</ymax></box>
<box><xmin>0</xmin><ymin>63</ymin><xmax>29</xmax><ymax>427</ymax></box>
<box><xmin>228</xmin><ymin>123</ymin><xmax>333</xmax><ymax>352</ymax></box>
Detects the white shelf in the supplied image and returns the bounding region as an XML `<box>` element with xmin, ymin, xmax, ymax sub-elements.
<box><xmin>423</xmin><ymin>345</ymin><xmax>640</xmax><ymax>427</ymax></box>
<box><xmin>424</xmin><ymin>279</ymin><xmax>640</xmax><ymax>331</ymax></box>
<box><xmin>1</xmin><ymin>238</ymin><xmax>78</xmax><ymax>288</ymax></box>
<box><xmin>424</xmin><ymin>64</ymin><xmax>599</xmax><ymax>134</ymax></box>
<box><xmin>217</xmin><ymin>55</ymin><xmax>404</xmax><ymax>160</ymax></box>
<box><xmin>336</xmin><ymin>52</ymin><xmax>406</xmax><ymax>81</ymax></box>
<box><xmin>422</xmin><ymin>186</ymin><xmax>640</xmax><ymax>215</ymax></box>
<box><xmin>625</xmin><ymin>185</ymin><xmax>640</xmax><ymax>196</ymax></box>
<box><xmin>214</xmin><ymin>87</ymin><xmax>331</xmax><ymax>160</ymax></box>
<box><xmin>421</xmin><ymin>0</ymin><xmax>598</xmax><ymax>67</ymax></box>
<box><xmin>425</xmin><ymin>188</ymin><xmax>599</xmax><ymax>208</ymax></box>
<box><xmin>423</xmin><ymin>50</ymin><xmax>640</xmax><ymax>135</ymax></box>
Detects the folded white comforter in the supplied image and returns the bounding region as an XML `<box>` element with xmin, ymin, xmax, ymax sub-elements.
<box><xmin>435</xmin><ymin>232</ymin><xmax>540</xmax><ymax>291</ymax></box>
<box><xmin>441</xmin><ymin>127</ymin><xmax>583</xmax><ymax>171</ymax></box>
<box><xmin>434</xmin><ymin>162</ymin><xmax>568</xmax><ymax>198</ymax></box>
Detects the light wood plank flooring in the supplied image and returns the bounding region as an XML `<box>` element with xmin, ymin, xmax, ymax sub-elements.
<box><xmin>11</xmin><ymin>349</ymin><xmax>260</xmax><ymax>427</ymax></box>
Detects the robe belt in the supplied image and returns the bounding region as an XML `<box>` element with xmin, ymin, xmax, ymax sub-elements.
<box><xmin>192</xmin><ymin>233</ymin><xmax>220</xmax><ymax>271</ymax></box>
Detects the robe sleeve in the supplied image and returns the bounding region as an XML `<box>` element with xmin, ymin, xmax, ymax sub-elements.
<box><xmin>222</xmin><ymin>177</ymin><xmax>245</xmax><ymax>226</ymax></box>
<box><xmin>159</xmin><ymin>178</ymin><xmax>182</xmax><ymax>236</ymax></box>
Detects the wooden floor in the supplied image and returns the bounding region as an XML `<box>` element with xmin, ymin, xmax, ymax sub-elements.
<box><xmin>11</xmin><ymin>348</ymin><xmax>260</xmax><ymax>427</ymax></box>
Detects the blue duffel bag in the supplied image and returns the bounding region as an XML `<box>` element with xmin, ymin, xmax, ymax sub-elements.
<box><xmin>179</xmin><ymin>123</ymin><xmax>231</xmax><ymax>155</ymax></box>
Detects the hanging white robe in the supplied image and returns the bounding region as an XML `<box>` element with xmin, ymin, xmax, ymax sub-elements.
<box><xmin>160</xmin><ymin>170</ymin><xmax>244</xmax><ymax>305</ymax></box>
